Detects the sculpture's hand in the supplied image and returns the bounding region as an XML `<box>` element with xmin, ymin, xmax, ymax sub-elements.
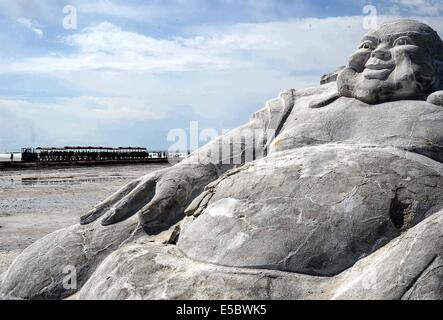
<box><xmin>80</xmin><ymin>164</ymin><xmax>219</xmax><ymax>227</ymax></box>
<box><xmin>79</xmin><ymin>88</ymin><xmax>295</xmax><ymax>228</ymax></box>
<box><xmin>427</xmin><ymin>90</ymin><xmax>443</xmax><ymax>106</ymax></box>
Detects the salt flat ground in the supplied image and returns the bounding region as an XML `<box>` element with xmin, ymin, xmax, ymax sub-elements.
<box><xmin>0</xmin><ymin>163</ymin><xmax>170</xmax><ymax>274</ymax></box>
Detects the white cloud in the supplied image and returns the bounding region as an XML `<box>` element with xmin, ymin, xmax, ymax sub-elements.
<box><xmin>3</xmin><ymin>17</ymin><xmax>366</xmax><ymax>74</ymax></box>
<box><xmin>74</xmin><ymin>0</ymin><xmax>144</xmax><ymax>19</ymax></box>
<box><xmin>6</xmin><ymin>15</ymin><xmax>443</xmax><ymax>75</ymax></box>
<box><xmin>5</xmin><ymin>21</ymin><xmax>236</xmax><ymax>73</ymax></box>
<box><xmin>0</xmin><ymin>96</ymin><xmax>163</xmax><ymax>122</ymax></box>
<box><xmin>16</xmin><ymin>17</ymin><xmax>44</xmax><ymax>38</ymax></box>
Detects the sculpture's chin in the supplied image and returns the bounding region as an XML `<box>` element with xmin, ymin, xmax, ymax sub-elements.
<box><xmin>337</xmin><ymin>67</ymin><xmax>358</xmax><ymax>98</ymax></box>
<box><xmin>337</xmin><ymin>67</ymin><xmax>381</xmax><ymax>104</ymax></box>
<box><xmin>351</xmin><ymin>88</ymin><xmax>385</xmax><ymax>104</ymax></box>
<box><xmin>352</xmin><ymin>77</ymin><xmax>394</xmax><ymax>104</ymax></box>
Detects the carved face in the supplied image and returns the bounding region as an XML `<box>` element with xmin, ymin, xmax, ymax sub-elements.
<box><xmin>337</xmin><ymin>20</ymin><xmax>443</xmax><ymax>104</ymax></box>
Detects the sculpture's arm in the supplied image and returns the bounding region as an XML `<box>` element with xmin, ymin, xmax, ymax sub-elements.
<box><xmin>80</xmin><ymin>89</ymin><xmax>296</xmax><ymax>228</ymax></box>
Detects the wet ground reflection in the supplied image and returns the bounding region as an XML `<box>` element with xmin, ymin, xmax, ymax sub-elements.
<box><xmin>20</xmin><ymin>176</ymin><xmax>127</xmax><ymax>186</ymax></box>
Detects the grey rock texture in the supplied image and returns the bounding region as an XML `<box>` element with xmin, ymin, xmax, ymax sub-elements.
<box><xmin>401</xmin><ymin>256</ymin><xmax>443</xmax><ymax>300</ymax></box>
<box><xmin>76</xmin><ymin>238</ymin><xmax>331</xmax><ymax>300</ymax></box>
<box><xmin>270</xmin><ymin>86</ymin><xmax>443</xmax><ymax>163</ymax></box>
<box><xmin>75</xmin><ymin>206</ymin><xmax>443</xmax><ymax>300</ymax></box>
<box><xmin>179</xmin><ymin>146</ymin><xmax>443</xmax><ymax>277</ymax></box>
<box><xmin>332</xmin><ymin>207</ymin><xmax>443</xmax><ymax>300</ymax></box>
<box><xmin>2</xmin><ymin>19</ymin><xmax>443</xmax><ymax>300</ymax></box>
<box><xmin>0</xmin><ymin>215</ymin><xmax>141</xmax><ymax>299</ymax></box>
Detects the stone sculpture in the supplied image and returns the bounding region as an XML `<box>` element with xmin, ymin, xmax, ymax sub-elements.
<box><xmin>2</xmin><ymin>19</ymin><xmax>443</xmax><ymax>300</ymax></box>
<box><xmin>338</xmin><ymin>19</ymin><xmax>443</xmax><ymax>104</ymax></box>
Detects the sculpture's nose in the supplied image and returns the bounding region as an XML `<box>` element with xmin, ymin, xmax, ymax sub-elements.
<box><xmin>371</xmin><ymin>44</ymin><xmax>392</xmax><ymax>61</ymax></box>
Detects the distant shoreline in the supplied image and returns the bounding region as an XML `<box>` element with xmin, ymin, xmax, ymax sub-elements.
<box><xmin>0</xmin><ymin>158</ymin><xmax>180</xmax><ymax>171</ymax></box>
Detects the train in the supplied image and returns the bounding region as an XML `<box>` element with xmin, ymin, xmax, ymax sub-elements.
<box><xmin>20</xmin><ymin>146</ymin><xmax>188</xmax><ymax>163</ymax></box>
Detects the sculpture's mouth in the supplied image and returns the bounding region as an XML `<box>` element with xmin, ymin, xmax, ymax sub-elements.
<box><xmin>363</xmin><ymin>68</ymin><xmax>393</xmax><ymax>80</ymax></box>
<box><xmin>365</xmin><ymin>62</ymin><xmax>395</xmax><ymax>71</ymax></box>
<box><xmin>362</xmin><ymin>59</ymin><xmax>395</xmax><ymax>80</ymax></box>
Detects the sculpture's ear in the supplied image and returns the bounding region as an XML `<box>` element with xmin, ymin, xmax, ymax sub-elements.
<box><xmin>320</xmin><ymin>66</ymin><xmax>345</xmax><ymax>85</ymax></box>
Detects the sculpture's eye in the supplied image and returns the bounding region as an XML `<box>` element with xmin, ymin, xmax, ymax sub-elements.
<box><xmin>359</xmin><ymin>41</ymin><xmax>375</xmax><ymax>50</ymax></box>
<box><xmin>393</xmin><ymin>37</ymin><xmax>411</xmax><ymax>47</ymax></box>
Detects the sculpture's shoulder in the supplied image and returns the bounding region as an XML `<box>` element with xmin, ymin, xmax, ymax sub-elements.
<box><xmin>294</xmin><ymin>81</ymin><xmax>338</xmax><ymax>100</ymax></box>
<box><xmin>296</xmin><ymin>82</ymin><xmax>340</xmax><ymax>109</ymax></box>
<box><xmin>250</xmin><ymin>82</ymin><xmax>338</xmax><ymax>131</ymax></box>
<box><xmin>250</xmin><ymin>88</ymin><xmax>295</xmax><ymax>129</ymax></box>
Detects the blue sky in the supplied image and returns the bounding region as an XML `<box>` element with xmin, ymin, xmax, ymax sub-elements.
<box><xmin>1</xmin><ymin>0</ymin><xmax>443</xmax><ymax>152</ymax></box>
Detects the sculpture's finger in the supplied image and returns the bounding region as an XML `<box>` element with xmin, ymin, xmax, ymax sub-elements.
<box><xmin>80</xmin><ymin>177</ymin><xmax>142</xmax><ymax>225</ymax></box>
<box><xmin>101</xmin><ymin>176</ymin><xmax>158</xmax><ymax>226</ymax></box>
<box><xmin>138</xmin><ymin>178</ymin><xmax>188</xmax><ymax>228</ymax></box>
